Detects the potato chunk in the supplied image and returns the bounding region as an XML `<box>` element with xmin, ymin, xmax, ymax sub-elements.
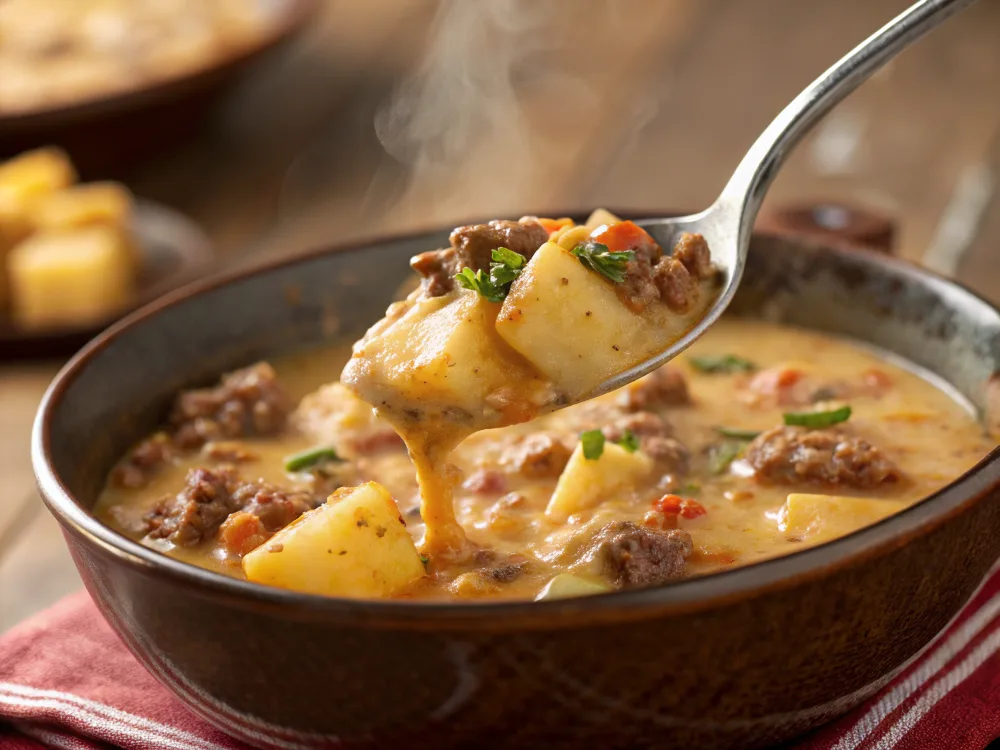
<box><xmin>546</xmin><ymin>442</ymin><xmax>653</xmax><ymax>522</ymax></box>
<box><xmin>535</xmin><ymin>573</ymin><xmax>611</xmax><ymax>601</ymax></box>
<box><xmin>8</xmin><ymin>226</ymin><xmax>134</xmax><ymax>328</ymax></box>
<box><xmin>342</xmin><ymin>291</ymin><xmax>543</xmax><ymax>425</ymax></box>
<box><xmin>780</xmin><ymin>493</ymin><xmax>908</xmax><ymax>543</ymax></box>
<box><xmin>243</xmin><ymin>482</ymin><xmax>425</xmax><ymax>598</ymax></box>
<box><xmin>497</xmin><ymin>242</ymin><xmax>665</xmax><ymax>398</ymax></box>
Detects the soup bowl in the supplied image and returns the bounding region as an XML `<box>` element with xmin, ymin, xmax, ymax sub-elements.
<box><xmin>32</xmin><ymin>216</ymin><xmax>1000</xmax><ymax>749</ymax></box>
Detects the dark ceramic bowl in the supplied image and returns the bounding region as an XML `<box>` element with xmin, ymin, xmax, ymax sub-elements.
<box><xmin>32</xmin><ymin>217</ymin><xmax>1000</xmax><ymax>749</ymax></box>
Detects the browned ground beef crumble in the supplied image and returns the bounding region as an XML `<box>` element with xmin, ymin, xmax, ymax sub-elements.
<box><xmin>745</xmin><ymin>426</ymin><xmax>901</xmax><ymax>488</ymax></box>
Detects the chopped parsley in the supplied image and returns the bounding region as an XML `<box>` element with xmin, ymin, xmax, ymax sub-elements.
<box><xmin>677</xmin><ymin>482</ymin><xmax>701</xmax><ymax>496</ymax></box>
<box><xmin>580</xmin><ymin>428</ymin><xmax>642</xmax><ymax>460</ymax></box>
<box><xmin>688</xmin><ymin>354</ymin><xmax>757</xmax><ymax>374</ymax></box>
<box><xmin>571</xmin><ymin>240</ymin><xmax>635</xmax><ymax>283</ymax></box>
<box><xmin>616</xmin><ymin>428</ymin><xmax>640</xmax><ymax>453</ymax></box>
<box><xmin>714</xmin><ymin>426</ymin><xmax>762</xmax><ymax>440</ymax></box>
<box><xmin>783</xmin><ymin>405</ymin><xmax>852</xmax><ymax>428</ymax></box>
<box><xmin>454</xmin><ymin>246</ymin><xmax>526</xmax><ymax>302</ymax></box>
<box><xmin>283</xmin><ymin>446</ymin><xmax>341</xmax><ymax>473</ymax></box>
<box><xmin>580</xmin><ymin>429</ymin><xmax>606</xmax><ymax>460</ymax></box>
<box><xmin>419</xmin><ymin>554</ymin><xmax>430</xmax><ymax>566</ymax></box>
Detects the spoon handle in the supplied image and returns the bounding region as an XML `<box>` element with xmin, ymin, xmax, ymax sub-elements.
<box><xmin>718</xmin><ymin>0</ymin><xmax>978</xmax><ymax>239</ymax></box>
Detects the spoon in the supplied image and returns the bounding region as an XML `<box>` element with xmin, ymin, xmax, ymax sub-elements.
<box><xmin>597</xmin><ymin>0</ymin><xmax>978</xmax><ymax>397</ymax></box>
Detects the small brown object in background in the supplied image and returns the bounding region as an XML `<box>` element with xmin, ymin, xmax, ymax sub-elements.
<box><xmin>757</xmin><ymin>202</ymin><xmax>896</xmax><ymax>254</ymax></box>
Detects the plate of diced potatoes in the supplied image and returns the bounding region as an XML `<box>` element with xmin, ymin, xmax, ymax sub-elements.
<box><xmin>0</xmin><ymin>147</ymin><xmax>212</xmax><ymax>358</ymax></box>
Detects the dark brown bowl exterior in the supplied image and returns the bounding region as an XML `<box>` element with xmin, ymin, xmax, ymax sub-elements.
<box><xmin>33</xmin><ymin>222</ymin><xmax>1000</xmax><ymax>749</ymax></box>
<box><xmin>0</xmin><ymin>0</ymin><xmax>318</xmax><ymax>176</ymax></box>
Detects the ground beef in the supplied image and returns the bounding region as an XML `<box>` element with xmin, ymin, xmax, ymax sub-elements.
<box><xmin>602</xmin><ymin>411</ymin><xmax>670</xmax><ymax>441</ymax></box>
<box><xmin>617</xmin><ymin>366</ymin><xmax>690</xmax><ymax>411</ymax></box>
<box><xmin>643</xmin><ymin>436</ymin><xmax>690</xmax><ymax>474</ymax></box>
<box><xmin>673</xmin><ymin>233</ymin><xmax>713</xmax><ymax>278</ymax></box>
<box><xmin>201</xmin><ymin>441</ymin><xmax>258</xmax><ymax>463</ymax></box>
<box><xmin>111</xmin><ymin>433</ymin><xmax>177</xmax><ymax>488</ymax></box>
<box><xmin>617</xmin><ymin>232</ymin><xmax>714</xmax><ymax>314</ymax></box>
<box><xmin>652</xmin><ymin>256</ymin><xmax>699</xmax><ymax>313</ymax></box>
<box><xmin>170</xmin><ymin>363</ymin><xmax>290</xmax><ymax>450</ymax></box>
<box><xmin>501</xmin><ymin>433</ymin><xmax>572</xmax><ymax>479</ymax></box>
<box><xmin>144</xmin><ymin>466</ymin><xmax>321</xmax><ymax>547</ymax></box>
<box><xmin>582</xmin><ymin>521</ymin><xmax>693</xmax><ymax>588</ymax></box>
<box><xmin>620</xmin><ymin>254</ymin><xmax>661</xmax><ymax>312</ymax></box>
<box><xmin>411</xmin><ymin>219</ymin><xmax>548</xmax><ymax>297</ymax></box>
<box><xmin>744</xmin><ymin>426</ymin><xmax>902</xmax><ymax>488</ymax></box>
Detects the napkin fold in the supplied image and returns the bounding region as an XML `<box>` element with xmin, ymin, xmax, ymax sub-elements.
<box><xmin>3</xmin><ymin>569</ymin><xmax>1000</xmax><ymax>750</ymax></box>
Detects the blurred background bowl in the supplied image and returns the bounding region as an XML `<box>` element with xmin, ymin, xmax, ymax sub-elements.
<box><xmin>0</xmin><ymin>0</ymin><xmax>319</xmax><ymax>178</ymax></box>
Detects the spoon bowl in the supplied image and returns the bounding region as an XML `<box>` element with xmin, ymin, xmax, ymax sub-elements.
<box><xmin>595</xmin><ymin>0</ymin><xmax>977</xmax><ymax>398</ymax></box>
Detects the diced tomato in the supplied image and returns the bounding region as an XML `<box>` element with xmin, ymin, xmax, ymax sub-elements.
<box><xmin>652</xmin><ymin>494</ymin><xmax>707</xmax><ymax>519</ymax></box>
<box><xmin>590</xmin><ymin>220</ymin><xmax>658</xmax><ymax>254</ymax></box>
<box><xmin>642</xmin><ymin>510</ymin><xmax>678</xmax><ymax>530</ymax></box>
<box><xmin>537</xmin><ymin>217</ymin><xmax>574</xmax><ymax>235</ymax></box>
<box><xmin>745</xmin><ymin>367</ymin><xmax>805</xmax><ymax>405</ymax></box>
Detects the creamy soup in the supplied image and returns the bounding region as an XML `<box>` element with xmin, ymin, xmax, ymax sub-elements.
<box><xmin>96</xmin><ymin>317</ymin><xmax>993</xmax><ymax>601</ymax></box>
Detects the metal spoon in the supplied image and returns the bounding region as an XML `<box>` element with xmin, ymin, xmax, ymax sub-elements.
<box><xmin>596</xmin><ymin>0</ymin><xmax>978</xmax><ymax>397</ymax></box>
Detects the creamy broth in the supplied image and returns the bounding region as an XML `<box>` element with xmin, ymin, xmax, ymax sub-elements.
<box><xmin>96</xmin><ymin>319</ymin><xmax>993</xmax><ymax>601</ymax></box>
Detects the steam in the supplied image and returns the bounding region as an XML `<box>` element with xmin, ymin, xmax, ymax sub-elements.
<box><xmin>374</xmin><ymin>0</ymin><xmax>592</xmax><ymax>221</ymax></box>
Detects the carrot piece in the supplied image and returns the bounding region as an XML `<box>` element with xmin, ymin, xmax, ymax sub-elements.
<box><xmin>590</xmin><ymin>220</ymin><xmax>657</xmax><ymax>254</ymax></box>
<box><xmin>537</xmin><ymin>217</ymin><xmax>573</xmax><ymax>234</ymax></box>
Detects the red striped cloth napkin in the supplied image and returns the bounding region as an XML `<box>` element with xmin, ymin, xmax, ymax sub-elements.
<box><xmin>3</xmin><ymin>567</ymin><xmax>1000</xmax><ymax>750</ymax></box>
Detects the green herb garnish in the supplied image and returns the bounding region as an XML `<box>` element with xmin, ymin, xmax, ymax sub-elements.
<box><xmin>708</xmin><ymin>440</ymin><xmax>744</xmax><ymax>475</ymax></box>
<box><xmin>283</xmin><ymin>446</ymin><xmax>341</xmax><ymax>473</ymax></box>
<box><xmin>689</xmin><ymin>354</ymin><xmax>757</xmax><ymax>374</ymax></box>
<box><xmin>580</xmin><ymin>429</ymin><xmax>606</xmax><ymax>460</ymax></box>
<box><xmin>419</xmin><ymin>554</ymin><xmax>430</xmax><ymax>566</ymax></box>
<box><xmin>783</xmin><ymin>405</ymin><xmax>852</xmax><ymax>428</ymax></box>
<box><xmin>615</xmin><ymin>428</ymin><xmax>640</xmax><ymax>453</ymax></box>
<box><xmin>455</xmin><ymin>247</ymin><xmax>527</xmax><ymax>302</ymax></box>
<box><xmin>572</xmin><ymin>240</ymin><xmax>635</xmax><ymax>283</ymax></box>
<box><xmin>678</xmin><ymin>482</ymin><xmax>701</xmax><ymax>496</ymax></box>
<box><xmin>714</xmin><ymin>426</ymin><xmax>762</xmax><ymax>440</ymax></box>
<box><xmin>455</xmin><ymin>267</ymin><xmax>506</xmax><ymax>302</ymax></box>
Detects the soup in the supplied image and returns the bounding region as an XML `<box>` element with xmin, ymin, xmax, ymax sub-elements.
<box><xmin>96</xmin><ymin>315</ymin><xmax>992</xmax><ymax>600</ymax></box>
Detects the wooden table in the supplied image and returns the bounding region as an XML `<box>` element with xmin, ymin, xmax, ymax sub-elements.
<box><xmin>4</xmin><ymin>0</ymin><xmax>1000</xmax><ymax>631</ymax></box>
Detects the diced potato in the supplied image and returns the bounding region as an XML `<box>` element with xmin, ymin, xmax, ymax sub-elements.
<box><xmin>243</xmin><ymin>482</ymin><xmax>425</xmax><ymax>598</ymax></box>
<box><xmin>780</xmin><ymin>493</ymin><xmax>908</xmax><ymax>542</ymax></box>
<box><xmin>535</xmin><ymin>573</ymin><xmax>611</xmax><ymax>600</ymax></box>
<box><xmin>497</xmin><ymin>242</ymin><xmax>664</xmax><ymax>397</ymax></box>
<box><xmin>584</xmin><ymin>207</ymin><xmax>623</xmax><ymax>231</ymax></box>
<box><xmin>342</xmin><ymin>291</ymin><xmax>544</xmax><ymax>424</ymax></box>
<box><xmin>546</xmin><ymin>442</ymin><xmax>653</xmax><ymax>522</ymax></box>
<box><xmin>8</xmin><ymin>226</ymin><xmax>134</xmax><ymax>328</ymax></box>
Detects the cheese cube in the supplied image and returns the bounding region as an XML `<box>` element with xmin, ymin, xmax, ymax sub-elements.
<box><xmin>0</xmin><ymin>148</ymin><xmax>77</xmax><ymax>238</ymax></box>
<box><xmin>8</xmin><ymin>226</ymin><xmax>134</xmax><ymax>328</ymax></box>
<box><xmin>29</xmin><ymin>181</ymin><xmax>132</xmax><ymax>230</ymax></box>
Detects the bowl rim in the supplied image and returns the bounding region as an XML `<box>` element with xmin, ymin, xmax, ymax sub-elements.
<box><xmin>31</xmin><ymin>213</ymin><xmax>1000</xmax><ymax>629</ymax></box>
<box><xmin>0</xmin><ymin>0</ymin><xmax>319</xmax><ymax>130</ymax></box>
